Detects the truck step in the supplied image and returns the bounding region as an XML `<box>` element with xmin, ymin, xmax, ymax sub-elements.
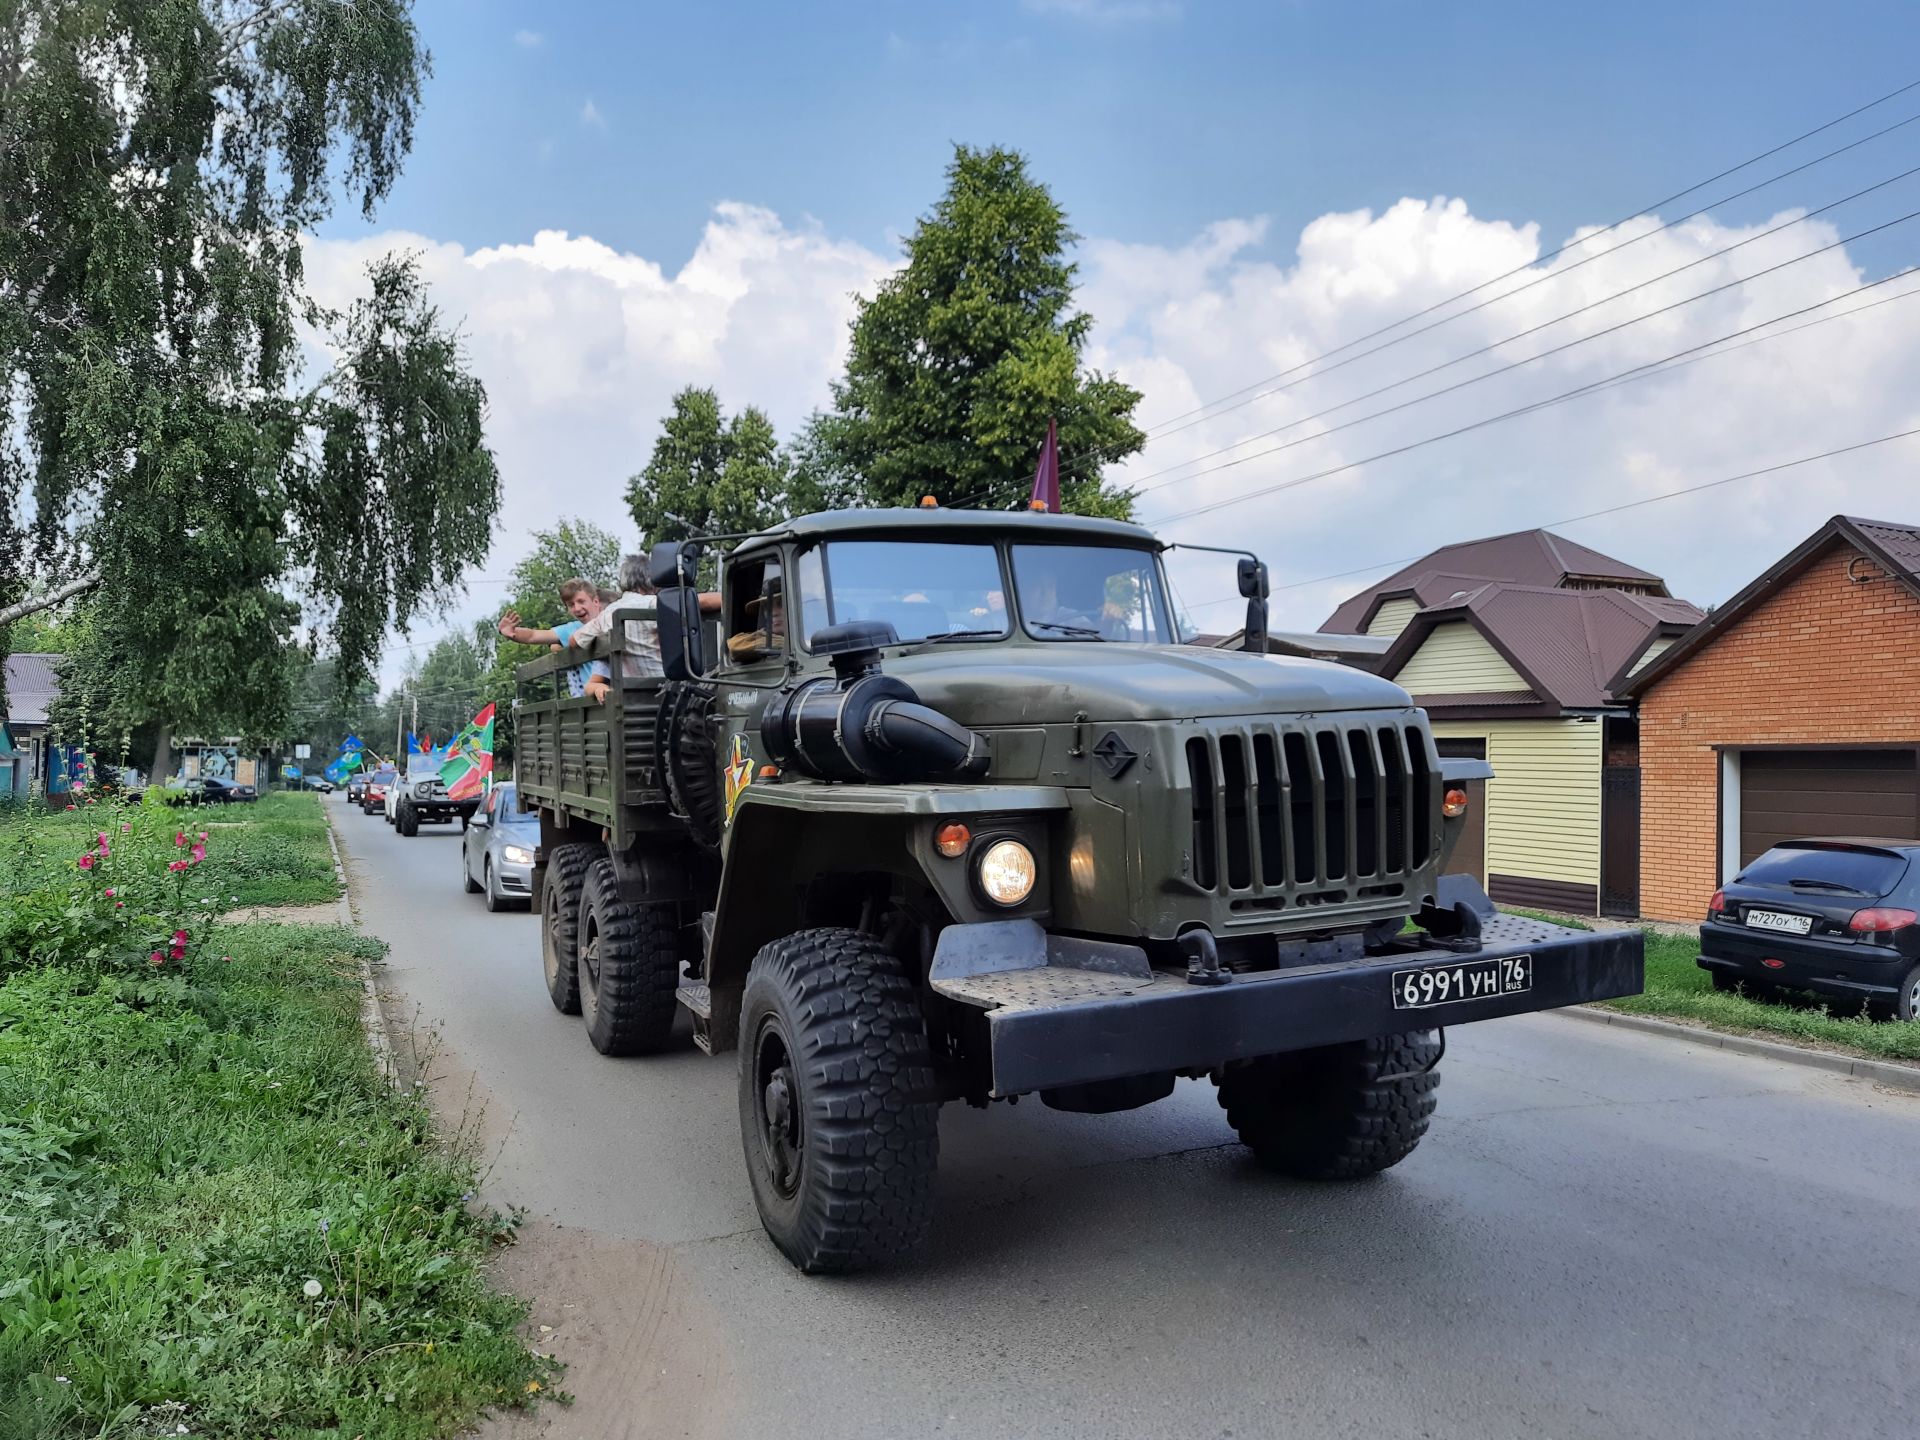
<box><xmin>676</xmin><ymin>983</ymin><xmax>738</xmax><ymax>1055</ymax></box>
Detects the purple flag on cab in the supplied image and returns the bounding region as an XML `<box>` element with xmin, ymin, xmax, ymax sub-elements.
<box><xmin>1028</xmin><ymin>417</ymin><xmax>1060</xmax><ymax>513</ymax></box>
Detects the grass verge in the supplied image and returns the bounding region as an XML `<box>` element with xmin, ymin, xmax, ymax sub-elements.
<box><xmin>1</xmin><ymin>791</ymin><xmax>340</xmax><ymax>909</ymax></box>
<box><xmin>0</xmin><ymin>921</ymin><xmax>551</xmax><ymax>1439</ymax></box>
<box><xmin>1597</xmin><ymin>928</ymin><xmax>1920</xmax><ymax>1063</ymax></box>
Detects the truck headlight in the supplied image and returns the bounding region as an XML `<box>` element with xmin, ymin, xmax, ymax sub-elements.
<box><xmin>502</xmin><ymin>844</ymin><xmax>534</xmax><ymax>865</ymax></box>
<box><xmin>977</xmin><ymin>839</ymin><xmax>1037</xmax><ymax>906</ymax></box>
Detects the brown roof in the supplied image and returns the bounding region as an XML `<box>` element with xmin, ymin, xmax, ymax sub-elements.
<box><xmin>1379</xmin><ymin>584</ymin><xmax>1703</xmax><ymax>712</ymax></box>
<box><xmin>3</xmin><ymin>653</ymin><xmax>61</xmax><ymax>727</ymax></box>
<box><xmin>1322</xmin><ymin>528</ymin><xmax>1670</xmax><ymax>633</ymax></box>
<box><xmin>1620</xmin><ymin>515</ymin><xmax>1920</xmax><ymax>698</ymax></box>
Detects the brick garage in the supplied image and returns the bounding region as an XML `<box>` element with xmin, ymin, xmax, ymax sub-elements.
<box><xmin>1621</xmin><ymin>517</ymin><xmax>1920</xmax><ymax>922</ymax></box>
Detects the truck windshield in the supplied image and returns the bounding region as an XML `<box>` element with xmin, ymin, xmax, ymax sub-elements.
<box><xmin>1010</xmin><ymin>544</ymin><xmax>1173</xmax><ymax>643</ymax></box>
<box><xmin>795</xmin><ymin>541</ymin><xmax>1010</xmax><ymax>648</ymax></box>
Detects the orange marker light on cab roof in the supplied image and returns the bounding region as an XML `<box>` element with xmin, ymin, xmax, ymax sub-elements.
<box><xmin>919</xmin><ymin>494</ymin><xmax>939</xmax><ymax>508</ymax></box>
<box><xmin>1442</xmin><ymin>786</ymin><xmax>1469</xmax><ymax>819</ymax></box>
<box><xmin>935</xmin><ymin>822</ymin><xmax>971</xmax><ymax>858</ymax></box>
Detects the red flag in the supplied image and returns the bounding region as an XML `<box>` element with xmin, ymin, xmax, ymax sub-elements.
<box><xmin>1028</xmin><ymin>417</ymin><xmax>1060</xmax><ymax>513</ymax></box>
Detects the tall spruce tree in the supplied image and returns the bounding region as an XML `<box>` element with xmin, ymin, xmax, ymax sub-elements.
<box><xmin>0</xmin><ymin>1</ymin><xmax>499</xmax><ymax>770</ymax></box>
<box><xmin>798</xmin><ymin>144</ymin><xmax>1145</xmax><ymax>515</ymax></box>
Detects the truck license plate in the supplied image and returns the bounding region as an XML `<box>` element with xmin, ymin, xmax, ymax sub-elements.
<box><xmin>1392</xmin><ymin>954</ymin><xmax>1532</xmax><ymax>1010</ymax></box>
<box><xmin>1744</xmin><ymin>909</ymin><xmax>1812</xmax><ymax>935</ymax></box>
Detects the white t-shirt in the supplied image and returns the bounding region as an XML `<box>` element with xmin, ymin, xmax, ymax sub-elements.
<box><xmin>575</xmin><ymin>591</ymin><xmax>663</xmax><ymax>678</ymax></box>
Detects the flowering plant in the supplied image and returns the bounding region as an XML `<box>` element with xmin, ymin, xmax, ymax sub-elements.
<box><xmin>0</xmin><ymin>801</ymin><xmax>221</xmax><ymax>977</ymax></box>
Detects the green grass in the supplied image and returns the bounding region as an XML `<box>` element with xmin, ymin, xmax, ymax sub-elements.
<box><xmin>0</xmin><ymin>922</ymin><xmax>551</xmax><ymax>1439</ymax></box>
<box><xmin>1598</xmin><ymin>928</ymin><xmax>1920</xmax><ymax>1062</ymax></box>
<box><xmin>0</xmin><ymin>791</ymin><xmax>340</xmax><ymax>909</ymax></box>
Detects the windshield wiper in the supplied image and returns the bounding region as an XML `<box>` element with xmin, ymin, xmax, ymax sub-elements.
<box><xmin>1030</xmin><ymin>621</ymin><xmax>1104</xmax><ymax>639</ymax></box>
<box><xmin>917</xmin><ymin>628</ymin><xmax>1005</xmax><ymax>644</ymax></box>
<box><xmin>1785</xmin><ymin>877</ymin><xmax>1862</xmax><ymax>892</ymax></box>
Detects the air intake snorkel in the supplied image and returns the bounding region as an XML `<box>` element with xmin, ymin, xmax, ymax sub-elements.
<box><xmin>760</xmin><ymin>621</ymin><xmax>990</xmax><ymax>784</ymax></box>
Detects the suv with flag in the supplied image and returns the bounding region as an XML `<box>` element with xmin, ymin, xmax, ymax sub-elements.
<box><xmin>513</xmin><ymin>507</ymin><xmax>1643</xmax><ymax>1275</ymax></box>
<box><xmin>392</xmin><ymin>714</ymin><xmax>492</xmax><ymax>836</ymax></box>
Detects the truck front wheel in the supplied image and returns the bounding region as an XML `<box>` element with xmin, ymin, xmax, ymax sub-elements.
<box><xmin>576</xmin><ymin>857</ymin><xmax>681</xmax><ymax>1056</ymax></box>
<box><xmin>396</xmin><ymin>800</ymin><xmax>418</xmax><ymax>836</ymax></box>
<box><xmin>1215</xmin><ymin>1030</ymin><xmax>1442</xmax><ymax>1181</ymax></box>
<box><xmin>540</xmin><ymin>842</ymin><xmax>601</xmax><ymax>1016</ymax></box>
<box><xmin>738</xmin><ymin>928</ymin><xmax>939</xmax><ymax>1274</ymax></box>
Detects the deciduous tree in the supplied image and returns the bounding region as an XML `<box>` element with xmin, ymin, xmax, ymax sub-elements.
<box><xmin>0</xmin><ymin>1</ymin><xmax>499</xmax><ymax>768</ymax></box>
<box><xmin>799</xmin><ymin>145</ymin><xmax>1145</xmax><ymax>515</ymax></box>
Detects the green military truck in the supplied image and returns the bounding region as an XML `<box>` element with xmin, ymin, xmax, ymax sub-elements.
<box><xmin>514</xmin><ymin>507</ymin><xmax>1642</xmax><ymax>1273</ymax></box>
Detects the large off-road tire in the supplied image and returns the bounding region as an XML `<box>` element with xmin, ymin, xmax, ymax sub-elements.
<box><xmin>1215</xmin><ymin>1030</ymin><xmax>1442</xmax><ymax>1181</ymax></box>
<box><xmin>539</xmin><ymin>843</ymin><xmax>601</xmax><ymax>1016</ymax></box>
<box><xmin>576</xmin><ymin>857</ymin><xmax>681</xmax><ymax>1056</ymax></box>
<box><xmin>738</xmin><ymin>928</ymin><xmax>940</xmax><ymax>1274</ymax></box>
<box><xmin>396</xmin><ymin>800</ymin><xmax>419</xmax><ymax>837</ymax></box>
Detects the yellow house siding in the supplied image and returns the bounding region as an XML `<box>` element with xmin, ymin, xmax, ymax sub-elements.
<box><xmin>1430</xmin><ymin>718</ymin><xmax>1603</xmax><ymax>893</ymax></box>
<box><xmin>1364</xmin><ymin>596</ymin><xmax>1421</xmax><ymax>639</ymax></box>
<box><xmin>1394</xmin><ymin>622</ymin><xmax>1528</xmax><ymax>694</ymax></box>
<box><xmin>1627</xmin><ymin>635</ymin><xmax>1674</xmax><ymax>678</ymax></box>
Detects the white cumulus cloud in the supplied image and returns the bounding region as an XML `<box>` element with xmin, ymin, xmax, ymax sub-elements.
<box><xmin>306</xmin><ymin>190</ymin><xmax>1920</xmax><ymax>678</ymax></box>
<box><xmin>578</xmin><ymin>97</ymin><xmax>604</xmax><ymax>129</ymax></box>
<box><xmin>513</xmin><ymin>29</ymin><xmax>542</xmax><ymax>48</ymax></box>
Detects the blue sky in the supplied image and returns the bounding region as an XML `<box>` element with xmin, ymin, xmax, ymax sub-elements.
<box><xmin>313</xmin><ymin>0</ymin><xmax>1920</xmax><ymax>671</ymax></box>
<box><xmin>349</xmin><ymin>0</ymin><xmax>1920</xmax><ymax>273</ymax></box>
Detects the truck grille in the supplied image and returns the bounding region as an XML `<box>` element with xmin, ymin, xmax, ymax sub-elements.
<box><xmin>1184</xmin><ymin>720</ymin><xmax>1434</xmax><ymax>905</ymax></box>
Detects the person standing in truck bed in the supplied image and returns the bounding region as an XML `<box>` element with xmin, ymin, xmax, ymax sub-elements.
<box><xmin>496</xmin><ymin>578</ymin><xmax>612</xmax><ymax>698</ymax></box>
<box><xmin>575</xmin><ymin>552</ymin><xmax>723</xmax><ymax>701</ymax></box>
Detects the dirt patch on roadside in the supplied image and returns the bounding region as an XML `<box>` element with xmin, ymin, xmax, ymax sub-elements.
<box><xmin>382</xmin><ymin>1017</ymin><xmax>736</xmax><ymax>1440</ymax></box>
<box><xmin>478</xmin><ymin>1218</ymin><xmax>736</xmax><ymax>1440</ymax></box>
<box><xmin>224</xmin><ymin>901</ymin><xmax>347</xmax><ymax>925</ymax></box>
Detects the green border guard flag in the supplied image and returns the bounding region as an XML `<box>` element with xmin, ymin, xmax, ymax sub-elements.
<box><xmin>440</xmin><ymin>703</ymin><xmax>496</xmax><ymax>802</ymax></box>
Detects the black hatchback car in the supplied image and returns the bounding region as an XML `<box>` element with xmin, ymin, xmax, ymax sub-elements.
<box><xmin>1698</xmin><ymin>838</ymin><xmax>1920</xmax><ymax>1021</ymax></box>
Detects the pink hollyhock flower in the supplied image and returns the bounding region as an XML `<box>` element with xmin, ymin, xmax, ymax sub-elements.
<box><xmin>149</xmin><ymin>951</ymin><xmax>165</xmax><ymax>965</ymax></box>
<box><xmin>173</xmin><ymin>929</ymin><xmax>188</xmax><ymax>944</ymax></box>
<box><xmin>98</xmin><ymin>832</ymin><xmax>109</xmax><ymax>847</ymax></box>
<box><xmin>174</xmin><ymin>832</ymin><xmax>186</xmax><ymax>847</ymax></box>
<box><xmin>121</xmin><ymin>822</ymin><xmax>131</xmax><ymax>833</ymax></box>
<box><xmin>103</xmin><ymin>888</ymin><xmax>115</xmax><ymax>897</ymax></box>
<box><xmin>77</xmin><ymin>854</ymin><xmax>95</xmax><ymax>871</ymax></box>
<box><xmin>168</xmin><ymin>859</ymin><xmax>188</xmax><ymax>872</ymax></box>
<box><xmin>190</xmin><ymin>844</ymin><xmax>206</xmax><ymax>863</ymax></box>
<box><xmin>115</xmin><ymin>902</ymin><xmax>124</xmax><ymax>909</ymax></box>
<box><xmin>169</xmin><ymin>945</ymin><xmax>186</xmax><ymax>961</ymax></box>
<box><xmin>197</xmin><ymin>831</ymin><xmax>208</xmax><ymax>842</ymax></box>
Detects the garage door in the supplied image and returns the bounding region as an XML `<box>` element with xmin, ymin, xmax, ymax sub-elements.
<box><xmin>1739</xmin><ymin>749</ymin><xmax>1920</xmax><ymax>865</ymax></box>
<box><xmin>1434</xmin><ymin>737</ymin><xmax>1486</xmax><ymax>884</ymax></box>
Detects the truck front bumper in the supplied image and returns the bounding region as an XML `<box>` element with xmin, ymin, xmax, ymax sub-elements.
<box><xmin>930</xmin><ymin>912</ymin><xmax>1643</xmax><ymax>1098</ymax></box>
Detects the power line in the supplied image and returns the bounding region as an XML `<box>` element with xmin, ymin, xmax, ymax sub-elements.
<box><xmin>1125</xmin><ymin>189</ymin><xmax>1920</xmax><ymax>497</ymax></box>
<box><xmin>959</xmin><ymin>78</ymin><xmax>1920</xmax><ymax>509</ymax></box>
<box><xmin>1092</xmin><ymin>106</ymin><xmax>1920</xmax><ymax>482</ymax></box>
<box><xmin>1146</xmin><ymin>262</ymin><xmax>1920</xmax><ymax>528</ymax></box>
<box><xmin>1181</xmin><ymin>426</ymin><xmax>1920</xmax><ymax>620</ymax></box>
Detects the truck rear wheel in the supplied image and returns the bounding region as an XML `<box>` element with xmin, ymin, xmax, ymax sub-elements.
<box><xmin>1215</xmin><ymin>1030</ymin><xmax>1441</xmax><ymax>1181</ymax></box>
<box><xmin>540</xmin><ymin>842</ymin><xmax>600</xmax><ymax>1016</ymax></box>
<box><xmin>738</xmin><ymin>927</ymin><xmax>939</xmax><ymax>1273</ymax></box>
<box><xmin>576</xmin><ymin>857</ymin><xmax>681</xmax><ymax>1056</ymax></box>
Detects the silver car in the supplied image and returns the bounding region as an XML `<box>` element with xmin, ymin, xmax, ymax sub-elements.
<box><xmin>460</xmin><ymin>782</ymin><xmax>538</xmax><ymax>911</ymax></box>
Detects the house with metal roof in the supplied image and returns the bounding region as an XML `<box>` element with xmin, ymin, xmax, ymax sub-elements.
<box><xmin>1619</xmin><ymin>515</ymin><xmax>1920</xmax><ymax>923</ymax></box>
<box><xmin>1321</xmin><ymin>531</ymin><xmax>1703</xmax><ymax>917</ymax></box>
<box><xmin>2</xmin><ymin>652</ymin><xmax>62</xmax><ymax>799</ymax></box>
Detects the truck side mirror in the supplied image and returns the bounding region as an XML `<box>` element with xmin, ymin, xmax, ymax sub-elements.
<box><xmin>1237</xmin><ymin>558</ymin><xmax>1269</xmax><ymax>654</ymax></box>
<box><xmin>649</xmin><ymin>540</ymin><xmax>708</xmax><ymax>680</ymax></box>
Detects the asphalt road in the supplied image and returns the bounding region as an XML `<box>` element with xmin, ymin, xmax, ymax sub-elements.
<box><xmin>333</xmin><ymin>797</ymin><xmax>1920</xmax><ymax>1440</ymax></box>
